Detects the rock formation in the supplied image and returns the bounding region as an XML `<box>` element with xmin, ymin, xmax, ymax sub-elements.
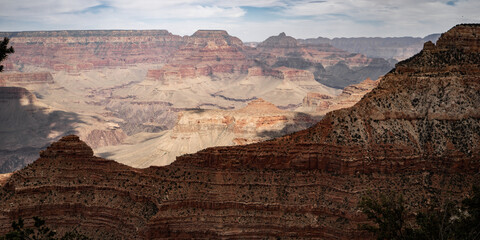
<box><xmin>0</xmin><ymin>30</ymin><xmax>183</xmax><ymax>71</ymax></box>
<box><xmin>96</xmin><ymin>98</ymin><xmax>321</xmax><ymax>168</ymax></box>
<box><xmin>0</xmin><ymin>24</ymin><xmax>479</xmax><ymax>239</ymax></box>
<box><xmin>299</xmin><ymin>78</ymin><xmax>379</xmax><ymax>114</ymax></box>
<box><xmin>258</xmin><ymin>32</ymin><xmax>371</xmax><ymax>67</ymax></box>
<box><xmin>0</xmin><ymin>72</ymin><xmax>54</xmax><ymax>86</ymax></box>
<box><xmin>180</xmin><ymin>24</ymin><xmax>480</xmax><ymax>173</ymax></box>
<box><xmin>1</xmin><ymin>29</ymin><xmax>394</xmax><ymax>172</ymax></box>
<box><xmin>257</xmin><ymin>32</ymin><xmax>393</xmax><ymax>88</ymax></box>
<box><xmin>145</xmin><ymin>30</ymin><xmax>250</xmax><ymax>84</ymax></box>
<box><xmin>299</xmin><ymin>34</ymin><xmax>441</xmax><ymax>61</ymax></box>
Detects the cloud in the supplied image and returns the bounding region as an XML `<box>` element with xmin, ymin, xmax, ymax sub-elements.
<box><xmin>0</xmin><ymin>0</ymin><xmax>478</xmax><ymax>41</ymax></box>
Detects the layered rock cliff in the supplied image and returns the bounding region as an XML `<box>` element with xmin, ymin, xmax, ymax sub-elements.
<box><xmin>180</xmin><ymin>24</ymin><xmax>480</xmax><ymax>173</ymax></box>
<box><xmin>0</xmin><ymin>30</ymin><xmax>183</xmax><ymax>71</ymax></box>
<box><xmin>299</xmin><ymin>78</ymin><xmax>379</xmax><ymax>114</ymax></box>
<box><xmin>0</xmin><ymin>72</ymin><xmax>54</xmax><ymax>86</ymax></box>
<box><xmin>0</xmin><ymin>24</ymin><xmax>479</xmax><ymax>239</ymax></box>
<box><xmin>257</xmin><ymin>32</ymin><xmax>393</xmax><ymax>88</ymax></box>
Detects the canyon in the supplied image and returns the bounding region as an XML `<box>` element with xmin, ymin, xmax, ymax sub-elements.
<box><xmin>0</xmin><ymin>24</ymin><xmax>478</xmax><ymax>239</ymax></box>
<box><xmin>0</xmin><ymin>28</ymin><xmax>399</xmax><ymax>173</ymax></box>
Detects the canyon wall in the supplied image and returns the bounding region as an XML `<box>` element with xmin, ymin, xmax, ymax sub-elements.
<box><xmin>0</xmin><ymin>24</ymin><xmax>478</xmax><ymax>239</ymax></box>
<box><xmin>0</xmin><ymin>30</ymin><xmax>182</xmax><ymax>71</ymax></box>
<box><xmin>300</xmin><ymin>34</ymin><xmax>441</xmax><ymax>61</ymax></box>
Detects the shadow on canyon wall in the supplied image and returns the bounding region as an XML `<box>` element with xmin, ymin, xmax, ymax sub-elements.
<box><xmin>257</xmin><ymin>112</ymin><xmax>323</xmax><ymax>139</ymax></box>
<box><xmin>0</xmin><ymin>87</ymin><xmax>85</xmax><ymax>173</ymax></box>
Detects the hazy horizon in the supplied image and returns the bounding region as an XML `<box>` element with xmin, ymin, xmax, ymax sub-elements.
<box><xmin>1</xmin><ymin>0</ymin><xmax>478</xmax><ymax>42</ymax></box>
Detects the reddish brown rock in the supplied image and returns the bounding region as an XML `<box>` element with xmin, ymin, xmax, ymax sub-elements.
<box><xmin>0</xmin><ymin>72</ymin><xmax>54</xmax><ymax>86</ymax></box>
<box><xmin>257</xmin><ymin>32</ymin><xmax>371</xmax><ymax>67</ymax></box>
<box><xmin>147</xmin><ymin>30</ymin><xmax>250</xmax><ymax>83</ymax></box>
<box><xmin>301</xmin><ymin>78</ymin><xmax>379</xmax><ymax>113</ymax></box>
<box><xmin>1</xmin><ymin>30</ymin><xmax>183</xmax><ymax>70</ymax></box>
<box><xmin>0</xmin><ymin>25</ymin><xmax>479</xmax><ymax>239</ymax></box>
<box><xmin>178</xmin><ymin>24</ymin><xmax>480</xmax><ymax>174</ymax></box>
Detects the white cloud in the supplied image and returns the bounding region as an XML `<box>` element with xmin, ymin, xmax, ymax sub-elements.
<box><xmin>0</xmin><ymin>0</ymin><xmax>102</xmax><ymax>17</ymax></box>
<box><xmin>0</xmin><ymin>0</ymin><xmax>478</xmax><ymax>41</ymax></box>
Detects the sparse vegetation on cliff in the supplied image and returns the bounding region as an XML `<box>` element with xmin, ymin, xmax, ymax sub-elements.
<box><xmin>0</xmin><ymin>217</ymin><xmax>90</xmax><ymax>240</ymax></box>
<box><xmin>359</xmin><ymin>185</ymin><xmax>480</xmax><ymax>240</ymax></box>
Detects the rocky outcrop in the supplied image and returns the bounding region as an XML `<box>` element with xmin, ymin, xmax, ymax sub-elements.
<box><xmin>257</xmin><ymin>32</ymin><xmax>393</xmax><ymax>88</ymax></box>
<box><xmin>0</xmin><ymin>72</ymin><xmax>54</xmax><ymax>86</ymax></box>
<box><xmin>178</xmin><ymin>24</ymin><xmax>480</xmax><ymax>174</ymax></box>
<box><xmin>146</xmin><ymin>30</ymin><xmax>250</xmax><ymax>83</ymax></box>
<box><xmin>258</xmin><ymin>32</ymin><xmax>372</xmax><ymax>68</ymax></box>
<box><xmin>300</xmin><ymin>78</ymin><xmax>379</xmax><ymax>114</ymax></box>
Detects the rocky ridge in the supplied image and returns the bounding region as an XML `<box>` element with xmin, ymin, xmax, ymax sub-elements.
<box><xmin>178</xmin><ymin>24</ymin><xmax>480</xmax><ymax>173</ymax></box>
<box><xmin>257</xmin><ymin>32</ymin><xmax>393</xmax><ymax>88</ymax></box>
<box><xmin>300</xmin><ymin>34</ymin><xmax>441</xmax><ymax>61</ymax></box>
<box><xmin>1</xmin><ymin>30</ymin><xmax>182</xmax><ymax>71</ymax></box>
<box><xmin>299</xmin><ymin>78</ymin><xmax>380</xmax><ymax>114</ymax></box>
<box><xmin>0</xmin><ymin>24</ymin><xmax>479</xmax><ymax>239</ymax></box>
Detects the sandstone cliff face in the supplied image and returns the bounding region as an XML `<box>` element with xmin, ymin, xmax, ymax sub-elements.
<box><xmin>257</xmin><ymin>32</ymin><xmax>393</xmax><ymax>88</ymax></box>
<box><xmin>0</xmin><ymin>72</ymin><xmax>54</xmax><ymax>86</ymax></box>
<box><xmin>299</xmin><ymin>78</ymin><xmax>379</xmax><ymax>114</ymax></box>
<box><xmin>146</xmin><ymin>30</ymin><xmax>250</xmax><ymax>83</ymax></box>
<box><xmin>0</xmin><ymin>24</ymin><xmax>479</xmax><ymax>239</ymax></box>
<box><xmin>0</xmin><ymin>30</ymin><xmax>183</xmax><ymax>71</ymax></box>
<box><xmin>179</xmin><ymin>24</ymin><xmax>480</xmax><ymax>174</ymax></box>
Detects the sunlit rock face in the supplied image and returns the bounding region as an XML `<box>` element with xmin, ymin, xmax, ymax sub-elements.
<box><xmin>1</xmin><ymin>30</ymin><xmax>183</xmax><ymax>71</ymax></box>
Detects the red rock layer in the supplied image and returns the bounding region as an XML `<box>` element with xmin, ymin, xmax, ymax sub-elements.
<box><xmin>0</xmin><ymin>72</ymin><xmax>54</xmax><ymax>86</ymax></box>
<box><xmin>302</xmin><ymin>78</ymin><xmax>379</xmax><ymax>113</ymax></box>
<box><xmin>257</xmin><ymin>32</ymin><xmax>371</xmax><ymax>67</ymax></box>
<box><xmin>176</xmin><ymin>24</ymin><xmax>480</xmax><ymax>174</ymax></box>
<box><xmin>1</xmin><ymin>30</ymin><xmax>183</xmax><ymax>71</ymax></box>
<box><xmin>0</xmin><ymin>24</ymin><xmax>479</xmax><ymax>239</ymax></box>
<box><xmin>147</xmin><ymin>30</ymin><xmax>251</xmax><ymax>83</ymax></box>
<box><xmin>0</xmin><ymin>135</ymin><xmax>477</xmax><ymax>239</ymax></box>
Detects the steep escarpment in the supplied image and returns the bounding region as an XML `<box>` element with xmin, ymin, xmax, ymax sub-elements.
<box><xmin>0</xmin><ymin>72</ymin><xmax>54</xmax><ymax>86</ymax></box>
<box><xmin>0</xmin><ymin>30</ymin><xmax>182</xmax><ymax>71</ymax></box>
<box><xmin>178</xmin><ymin>24</ymin><xmax>480</xmax><ymax>173</ymax></box>
<box><xmin>1</xmin><ymin>135</ymin><xmax>477</xmax><ymax>239</ymax></box>
<box><xmin>257</xmin><ymin>32</ymin><xmax>393</xmax><ymax>88</ymax></box>
<box><xmin>146</xmin><ymin>30</ymin><xmax>250</xmax><ymax>83</ymax></box>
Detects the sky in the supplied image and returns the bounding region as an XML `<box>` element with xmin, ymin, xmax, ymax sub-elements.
<box><xmin>0</xmin><ymin>0</ymin><xmax>478</xmax><ymax>42</ymax></box>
